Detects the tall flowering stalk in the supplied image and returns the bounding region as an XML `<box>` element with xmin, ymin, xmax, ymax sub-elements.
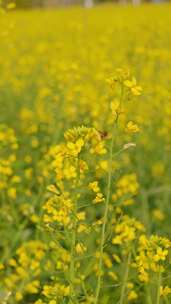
<box><xmin>94</xmin><ymin>93</ymin><xmax>120</xmax><ymax>304</ymax></box>
<box><xmin>95</xmin><ymin>68</ymin><xmax>142</xmax><ymax>303</ymax></box>
<box><xmin>42</xmin><ymin>126</ymin><xmax>107</xmax><ymax>303</ymax></box>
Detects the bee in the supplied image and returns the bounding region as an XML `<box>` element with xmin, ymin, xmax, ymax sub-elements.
<box><xmin>98</xmin><ymin>130</ymin><xmax>108</xmax><ymax>140</ymax></box>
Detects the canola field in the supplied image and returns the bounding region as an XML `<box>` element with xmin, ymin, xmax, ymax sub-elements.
<box><xmin>0</xmin><ymin>4</ymin><xmax>171</xmax><ymax>304</ymax></box>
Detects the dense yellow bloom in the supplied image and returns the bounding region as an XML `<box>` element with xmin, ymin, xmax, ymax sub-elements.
<box><xmin>135</xmin><ymin>235</ymin><xmax>171</xmax><ymax>283</ymax></box>
<box><xmin>0</xmin><ymin>5</ymin><xmax>171</xmax><ymax>304</ymax></box>
<box><xmin>112</xmin><ymin>173</ymin><xmax>139</xmax><ymax>202</ymax></box>
<box><xmin>112</xmin><ymin>215</ymin><xmax>144</xmax><ymax>245</ymax></box>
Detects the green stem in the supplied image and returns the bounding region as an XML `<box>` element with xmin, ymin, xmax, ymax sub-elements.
<box><xmin>119</xmin><ymin>251</ymin><xmax>131</xmax><ymax>304</ymax></box>
<box><xmin>145</xmin><ymin>285</ymin><xmax>152</xmax><ymax>304</ymax></box>
<box><xmin>94</xmin><ymin>121</ymin><xmax>116</xmax><ymax>304</ymax></box>
<box><xmin>141</xmin><ymin>190</ymin><xmax>150</xmax><ymax>235</ymax></box>
<box><xmin>69</xmin><ymin>219</ymin><xmax>76</xmax><ymax>298</ymax></box>
<box><xmin>156</xmin><ymin>272</ymin><xmax>162</xmax><ymax>304</ymax></box>
<box><xmin>69</xmin><ymin>159</ymin><xmax>79</xmax><ymax>303</ymax></box>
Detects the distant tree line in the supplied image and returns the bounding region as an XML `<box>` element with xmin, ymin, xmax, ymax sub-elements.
<box><xmin>3</xmin><ymin>0</ymin><xmax>168</xmax><ymax>9</ymax></box>
<box><xmin>4</xmin><ymin>0</ymin><xmax>44</xmax><ymax>8</ymax></box>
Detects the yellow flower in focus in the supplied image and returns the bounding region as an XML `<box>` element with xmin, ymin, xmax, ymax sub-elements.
<box><xmin>89</xmin><ymin>181</ymin><xmax>100</xmax><ymax>193</ymax></box>
<box><xmin>75</xmin><ymin>243</ymin><xmax>87</xmax><ymax>255</ymax></box>
<box><xmin>108</xmin><ymin>271</ymin><xmax>118</xmax><ymax>281</ymax></box>
<box><xmin>127</xmin><ymin>290</ymin><xmax>138</xmax><ymax>301</ymax></box>
<box><xmin>110</xmin><ymin>99</ymin><xmax>120</xmax><ymax>117</ymax></box>
<box><xmin>34</xmin><ymin>300</ymin><xmax>44</xmax><ymax>304</ymax></box>
<box><xmin>15</xmin><ymin>292</ymin><xmax>23</xmax><ymax>301</ymax></box>
<box><xmin>49</xmin><ymin>300</ymin><xmax>57</xmax><ymax>304</ymax></box>
<box><xmin>160</xmin><ymin>286</ymin><xmax>171</xmax><ymax>297</ymax></box>
<box><xmin>67</xmin><ymin>138</ymin><xmax>84</xmax><ymax>157</ymax></box>
<box><xmin>125</xmin><ymin>121</ymin><xmax>140</xmax><ymax>133</ymax></box>
<box><xmin>124</xmin><ymin>77</ymin><xmax>142</xmax><ymax>96</ymax></box>
<box><xmin>93</xmin><ymin>192</ymin><xmax>105</xmax><ymax>204</ymax></box>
